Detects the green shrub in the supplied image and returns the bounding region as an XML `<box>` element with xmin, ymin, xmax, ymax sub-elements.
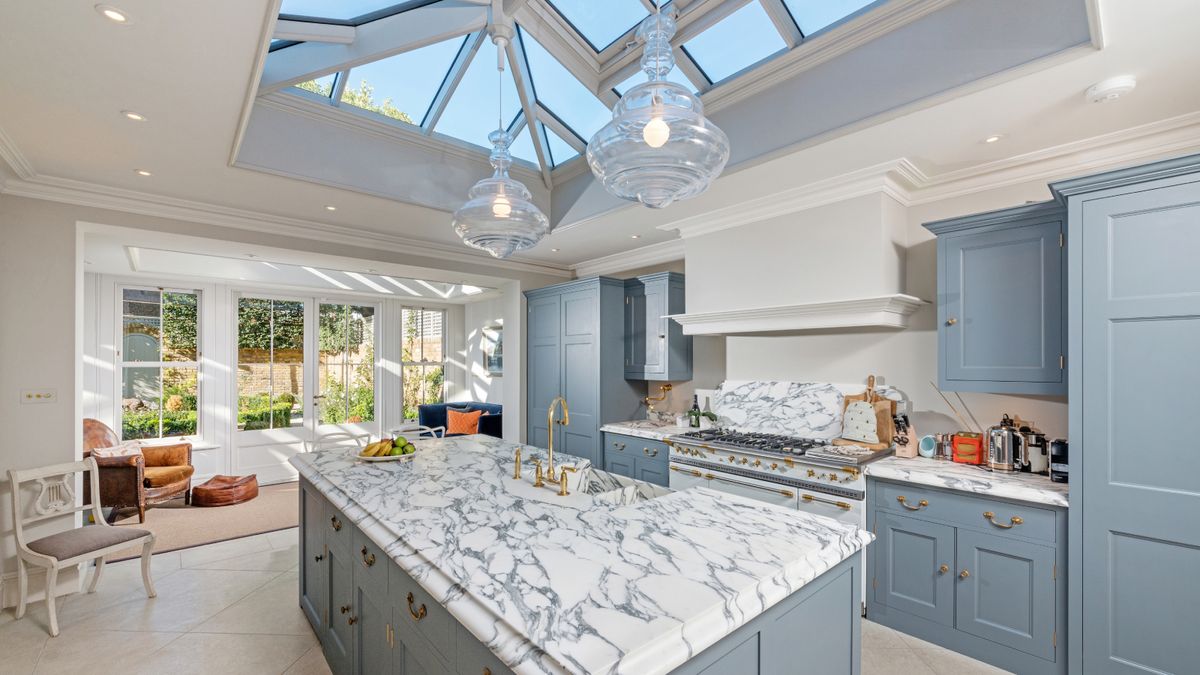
<box><xmin>122</xmin><ymin>410</ymin><xmax>197</xmax><ymax>439</ymax></box>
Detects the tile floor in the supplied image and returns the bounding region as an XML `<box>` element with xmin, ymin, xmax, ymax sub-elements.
<box><xmin>0</xmin><ymin>529</ymin><xmax>1007</xmax><ymax>674</ymax></box>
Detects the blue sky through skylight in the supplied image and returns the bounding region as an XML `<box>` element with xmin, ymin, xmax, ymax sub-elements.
<box><xmin>545</xmin><ymin>0</ymin><xmax>648</xmax><ymax>51</ymax></box>
<box><xmin>434</xmin><ymin>44</ymin><xmax>521</xmax><ymax>148</ymax></box>
<box><xmin>508</xmin><ymin>125</ymin><xmax>537</xmax><ymax>165</ymax></box>
<box><xmin>682</xmin><ymin>1</ymin><xmax>787</xmax><ymax>84</ymax></box>
<box><xmin>519</xmin><ymin>28</ymin><xmax>613</xmax><ymax>143</ymax></box>
<box><xmin>340</xmin><ymin>36</ymin><xmax>466</xmax><ymax>125</ymax></box>
<box><xmin>545</xmin><ymin>128</ymin><xmax>579</xmax><ymax>166</ymax></box>
<box><xmin>279</xmin><ymin>0</ymin><xmax>409</xmax><ymax>23</ymax></box>
<box><xmin>783</xmin><ymin>0</ymin><xmax>876</xmax><ymax>35</ymax></box>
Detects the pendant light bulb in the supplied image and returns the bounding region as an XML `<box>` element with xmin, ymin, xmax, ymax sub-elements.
<box><xmin>492</xmin><ymin>195</ymin><xmax>512</xmax><ymax>218</ymax></box>
<box><xmin>643</xmin><ymin>116</ymin><xmax>670</xmax><ymax>148</ymax></box>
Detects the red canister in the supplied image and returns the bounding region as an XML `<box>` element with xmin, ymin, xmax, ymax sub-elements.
<box><xmin>952</xmin><ymin>432</ymin><xmax>985</xmax><ymax>465</ymax></box>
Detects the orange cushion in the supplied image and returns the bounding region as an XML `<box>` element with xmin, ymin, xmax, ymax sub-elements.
<box><xmin>446</xmin><ymin>409</ymin><xmax>483</xmax><ymax>435</ymax></box>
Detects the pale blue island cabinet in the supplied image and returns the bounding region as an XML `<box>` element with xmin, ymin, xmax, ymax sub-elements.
<box><xmin>924</xmin><ymin>202</ymin><xmax>1067</xmax><ymax>395</ymax></box>
<box><xmin>866</xmin><ymin>478</ymin><xmax>1067</xmax><ymax>675</ymax></box>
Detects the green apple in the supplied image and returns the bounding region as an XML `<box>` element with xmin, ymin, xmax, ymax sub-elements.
<box><xmin>389</xmin><ymin>446</ymin><xmax>402</xmax><ymax>456</ymax></box>
<box><xmin>393</xmin><ymin>436</ymin><xmax>407</xmax><ymax>447</ymax></box>
<box><xmin>403</xmin><ymin>444</ymin><xmax>416</xmax><ymax>455</ymax></box>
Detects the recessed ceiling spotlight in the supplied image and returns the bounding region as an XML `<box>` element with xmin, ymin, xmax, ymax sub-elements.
<box><xmin>134</xmin><ymin>169</ymin><xmax>152</xmax><ymax>176</ymax></box>
<box><xmin>551</xmin><ymin>248</ymin><xmax>560</xmax><ymax>252</ymax></box>
<box><xmin>324</xmin><ymin>205</ymin><xmax>337</xmax><ymax>211</ymax></box>
<box><xmin>367</xmin><ymin>268</ymin><xmax>377</xmax><ymax>273</ymax></box>
<box><xmin>95</xmin><ymin>4</ymin><xmax>130</xmax><ymax>24</ymax></box>
<box><xmin>630</xmin><ymin>234</ymin><xmax>640</xmax><ymax>239</ymax></box>
<box><xmin>1085</xmin><ymin>75</ymin><xmax>1137</xmax><ymax>104</ymax></box>
<box><xmin>245</xmin><ymin>253</ymin><xmax>258</xmax><ymax>258</ymax></box>
<box><xmin>121</xmin><ymin>110</ymin><xmax>146</xmax><ymax>121</ymax></box>
<box><xmin>984</xmin><ymin>134</ymin><xmax>1003</xmax><ymax>144</ymax></box>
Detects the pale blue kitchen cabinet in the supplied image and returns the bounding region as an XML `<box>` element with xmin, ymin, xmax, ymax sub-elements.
<box><xmin>623</xmin><ymin>272</ymin><xmax>691</xmax><ymax>381</ymax></box>
<box><xmin>601</xmin><ymin>432</ymin><xmax>670</xmax><ymax>487</ymax></box>
<box><xmin>924</xmin><ymin>202</ymin><xmax>1066</xmax><ymax>395</ymax></box>
<box><xmin>525</xmin><ymin>277</ymin><xmax>644</xmax><ymax>466</ymax></box>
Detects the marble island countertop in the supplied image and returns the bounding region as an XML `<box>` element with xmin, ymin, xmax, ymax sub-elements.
<box><xmin>291</xmin><ymin>434</ymin><xmax>872</xmax><ymax>675</ymax></box>
<box><xmin>599</xmin><ymin>419</ymin><xmax>694</xmax><ymax>441</ymax></box>
<box><xmin>864</xmin><ymin>456</ymin><xmax>1069</xmax><ymax>507</ymax></box>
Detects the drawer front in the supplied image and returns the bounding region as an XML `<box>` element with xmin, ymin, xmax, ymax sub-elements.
<box><xmin>876</xmin><ymin>481</ymin><xmax>1057</xmax><ymax>542</ymax></box>
<box><xmin>325</xmin><ymin>501</ymin><xmax>353</xmax><ymax>554</ymax></box>
<box><xmin>352</xmin><ymin>527</ymin><xmax>388</xmax><ymax>597</ymax></box>
<box><xmin>391</xmin><ymin>565</ymin><xmax>457</xmax><ymax>666</ymax></box>
<box><xmin>607</xmin><ymin>433</ymin><xmax>669</xmax><ymax>467</ymax></box>
<box><xmin>455</xmin><ymin>624</ymin><xmax>516</xmax><ymax>675</ymax></box>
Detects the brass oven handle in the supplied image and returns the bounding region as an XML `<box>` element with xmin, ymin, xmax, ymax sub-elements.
<box><xmin>896</xmin><ymin>496</ymin><xmax>928</xmax><ymax>511</ymax></box>
<box><xmin>643</xmin><ymin>447</ymin><xmax>659</xmax><ymax>458</ymax></box>
<box><xmin>705</xmin><ymin>472</ymin><xmax>794</xmax><ymax>498</ymax></box>
<box><xmin>983</xmin><ymin>511</ymin><xmax>1023</xmax><ymax>529</ymax></box>
<box><xmin>330</xmin><ymin>516</ymin><xmax>343</xmax><ymax>531</ymax></box>
<box><xmin>939</xmin><ymin>564</ymin><xmax>949</xmax><ymax>574</ymax></box>
<box><xmin>802</xmin><ymin>494</ymin><xmax>851</xmax><ymax>511</ymax></box>
<box><xmin>670</xmin><ymin>466</ymin><xmax>702</xmax><ymax>477</ymax></box>
<box><xmin>406</xmin><ymin>592</ymin><xmax>427</xmax><ymax>622</ymax></box>
<box><xmin>361</xmin><ymin>546</ymin><xmax>376</xmax><ymax>567</ymax></box>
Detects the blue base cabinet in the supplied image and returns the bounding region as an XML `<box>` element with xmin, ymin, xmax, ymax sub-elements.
<box><xmin>866</xmin><ymin>478</ymin><xmax>1066</xmax><ymax>675</ymax></box>
<box><xmin>624</xmin><ymin>272</ymin><xmax>691</xmax><ymax>381</ymax></box>
<box><xmin>924</xmin><ymin>202</ymin><xmax>1066</xmax><ymax>395</ymax></box>
<box><xmin>602</xmin><ymin>432</ymin><xmax>669</xmax><ymax>486</ymax></box>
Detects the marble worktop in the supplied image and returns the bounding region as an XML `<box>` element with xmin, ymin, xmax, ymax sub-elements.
<box><xmin>599</xmin><ymin>419</ymin><xmax>693</xmax><ymax>441</ymax></box>
<box><xmin>864</xmin><ymin>456</ymin><xmax>1069</xmax><ymax>508</ymax></box>
<box><xmin>291</xmin><ymin>434</ymin><xmax>872</xmax><ymax>675</ymax></box>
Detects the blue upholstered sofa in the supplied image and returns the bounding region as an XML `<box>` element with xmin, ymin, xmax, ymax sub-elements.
<box><xmin>417</xmin><ymin>402</ymin><xmax>503</xmax><ymax>438</ymax></box>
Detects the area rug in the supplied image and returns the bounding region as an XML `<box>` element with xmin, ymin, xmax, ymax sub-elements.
<box><xmin>106</xmin><ymin>481</ymin><xmax>299</xmax><ymax>561</ymax></box>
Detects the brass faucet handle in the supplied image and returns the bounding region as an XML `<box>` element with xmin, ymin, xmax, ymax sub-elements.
<box><xmin>558</xmin><ymin>468</ymin><xmax>569</xmax><ymax>496</ymax></box>
<box><xmin>533</xmin><ymin>460</ymin><xmax>544</xmax><ymax>487</ymax></box>
<box><xmin>513</xmin><ymin>448</ymin><xmax>522</xmax><ymax>479</ymax></box>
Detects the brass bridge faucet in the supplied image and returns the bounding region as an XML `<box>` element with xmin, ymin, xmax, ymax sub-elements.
<box><xmin>546</xmin><ymin>396</ymin><xmax>569</xmax><ymax>479</ymax></box>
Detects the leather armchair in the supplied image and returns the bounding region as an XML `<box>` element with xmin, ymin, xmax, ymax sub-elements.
<box><xmin>83</xmin><ymin>418</ymin><xmax>195</xmax><ymax>523</ymax></box>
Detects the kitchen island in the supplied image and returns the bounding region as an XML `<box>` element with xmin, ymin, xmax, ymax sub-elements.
<box><xmin>293</xmin><ymin>434</ymin><xmax>872</xmax><ymax>675</ymax></box>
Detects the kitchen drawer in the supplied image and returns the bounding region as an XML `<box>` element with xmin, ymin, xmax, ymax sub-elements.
<box><xmin>352</xmin><ymin>527</ymin><xmax>388</xmax><ymax>597</ymax></box>
<box><xmin>607</xmin><ymin>433</ymin><xmax>668</xmax><ymax>467</ymax></box>
<box><xmin>876</xmin><ymin>481</ymin><xmax>1057</xmax><ymax>543</ymax></box>
<box><xmin>391</xmin><ymin>565</ymin><xmax>457</xmax><ymax>666</ymax></box>
<box><xmin>455</xmin><ymin>624</ymin><xmax>515</xmax><ymax>675</ymax></box>
<box><xmin>325</xmin><ymin>501</ymin><xmax>353</xmax><ymax>555</ymax></box>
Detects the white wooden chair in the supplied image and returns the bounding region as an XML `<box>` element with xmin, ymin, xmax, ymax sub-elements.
<box><xmin>389</xmin><ymin>423</ymin><xmax>445</xmax><ymax>439</ymax></box>
<box><xmin>8</xmin><ymin>456</ymin><xmax>157</xmax><ymax>636</ymax></box>
<box><xmin>303</xmin><ymin>431</ymin><xmax>371</xmax><ymax>453</ymax></box>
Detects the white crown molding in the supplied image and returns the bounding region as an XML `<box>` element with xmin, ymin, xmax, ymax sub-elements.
<box><xmin>0</xmin><ymin>123</ymin><xmax>35</xmax><ymax>180</ymax></box>
<box><xmin>571</xmin><ymin>238</ymin><xmax>685</xmax><ymax>278</ymax></box>
<box><xmin>669</xmin><ymin>294</ymin><xmax>927</xmax><ymax>336</ymax></box>
<box><xmin>0</xmin><ymin>174</ymin><xmax>572</xmax><ymax>278</ymax></box>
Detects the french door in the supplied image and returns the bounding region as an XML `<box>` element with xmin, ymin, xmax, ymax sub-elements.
<box><xmin>234</xmin><ymin>294</ymin><xmax>379</xmax><ymax>481</ymax></box>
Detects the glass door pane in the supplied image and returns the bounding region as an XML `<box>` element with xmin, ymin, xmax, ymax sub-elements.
<box><xmin>237</xmin><ymin>297</ymin><xmax>305</xmax><ymax>431</ymax></box>
<box><xmin>318</xmin><ymin>304</ymin><xmax>376</xmax><ymax>427</ymax></box>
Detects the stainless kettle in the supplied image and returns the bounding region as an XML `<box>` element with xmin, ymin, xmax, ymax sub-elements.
<box><xmin>987</xmin><ymin>414</ymin><xmax>1024</xmax><ymax>472</ymax></box>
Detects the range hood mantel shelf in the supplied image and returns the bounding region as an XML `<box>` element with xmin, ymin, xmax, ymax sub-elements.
<box><xmin>668</xmin><ymin>294</ymin><xmax>926</xmax><ymax>336</ymax></box>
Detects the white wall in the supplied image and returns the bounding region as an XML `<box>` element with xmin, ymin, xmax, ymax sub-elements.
<box><xmin>462</xmin><ymin>296</ymin><xmax>506</xmax><ymax>405</ymax></box>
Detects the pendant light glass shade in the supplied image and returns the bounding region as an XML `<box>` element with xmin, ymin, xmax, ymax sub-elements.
<box><xmin>452</xmin><ymin>128</ymin><xmax>549</xmax><ymax>258</ymax></box>
<box><xmin>587</xmin><ymin>12</ymin><xmax>730</xmax><ymax>209</ymax></box>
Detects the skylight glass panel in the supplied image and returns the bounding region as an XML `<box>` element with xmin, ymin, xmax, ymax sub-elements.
<box><xmin>508</xmin><ymin>125</ymin><xmax>537</xmax><ymax>165</ymax></box>
<box><xmin>682</xmin><ymin>1</ymin><xmax>787</xmax><ymax>84</ymax></box>
<box><xmin>340</xmin><ymin>36</ymin><xmax>466</xmax><ymax>126</ymax></box>
<box><xmin>434</xmin><ymin>47</ymin><xmax>521</xmax><ymax>148</ymax></box>
<box><xmin>294</xmin><ymin>73</ymin><xmax>337</xmax><ymax>98</ymax></box>
<box><xmin>546</xmin><ymin>0</ymin><xmax>648</xmax><ymax>51</ymax></box>
<box><xmin>783</xmin><ymin>0</ymin><xmax>876</xmax><ymax>35</ymax></box>
<box><xmin>279</xmin><ymin>0</ymin><xmax>411</xmax><ymax>24</ymax></box>
<box><xmin>519</xmin><ymin>29</ymin><xmax>613</xmax><ymax>143</ymax></box>
<box><xmin>613</xmin><ymin>65</ymin><xmax>695</xmax><ymax>95</ymax></box>
<box><xmin>545</xmin><ymin>128</ymin><xmax>579</xmax><ymax>166</ymax></box>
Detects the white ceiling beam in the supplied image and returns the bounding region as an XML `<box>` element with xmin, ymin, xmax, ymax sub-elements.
<box><xmin>537</xmin><ymin>105</ymin><xmax>586</xmax><ymax>153</ymax></box>
<box><xmin>422</xmin><ymin>31</ymin><xmax>486</xmax><ymax>132</ymax></box>
<box><xmin>760</xmin><ymin>0</ymin><xmax>802</xmax><ymax>48</ymax></box>
<box><xmin>506</xmin><ymin>36</ymin><xmax>554</xmax><ymax>188</ymax></box>
<box><xmin>259</xmin><ymin>3</ymin><xmax>487</xmax><ymax>94</ymax></box>
<box><xmin>273</xmin><ymin>20</ymin><xmax>357</xmax><ymax>45</ymax></box>
<box><xmin>511</xmin><ymin>2</ymin><xmax>602</xmax><ymax>90</ymax></box>
<box><xmin>330</xmin><ymin>69</ymin><xmax>350</xmax><ymax>104</ymax></box>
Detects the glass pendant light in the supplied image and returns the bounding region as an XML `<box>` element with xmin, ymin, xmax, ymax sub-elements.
<box><xmin>452</xmin><ymin>32</ymin><xmax>549</xmax><ymax>259</ymax></box>
<box><xmin>587</xmin><ymin>9</ymin><xmax>730</xmax><ymax>209</ymax></box>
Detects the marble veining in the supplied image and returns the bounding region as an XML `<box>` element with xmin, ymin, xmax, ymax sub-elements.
<box><xmin>865</xmin><ymin>456</ymin><xmax>1069</xmax><ymax>507</ymax></box>
<box><xmin>291</xmin><ymin>435</ymin><xmax>872</xmax><ymax>675</ymax></box>
<box><xmin>712</xmin><ymin>381</ymin><xmax>845</xmax><ymax>439</ymax></box>
<box><xmin>599</xmin><ymin>420</ymin><xmax>692</xmax><ymax>441</ymax></box>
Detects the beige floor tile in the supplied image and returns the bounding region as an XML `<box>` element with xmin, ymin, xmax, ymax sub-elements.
<box><xmin>283</xmin><ymin>645</ymin><xmax>333</xmax><ymax>675</ymax></box>
<box><xmin>268</xmin><ymin>527</ymin><xmax>300</xmax><ymax>550</ymax></box>
<box><xmin>191</xmin><ymin>544</ymin><xmax>299</xmax><ymax>572</ymax></box>
<box><xmin>138</xmin><ymin>632</ymin><xmax>316</xmax><ymax>675</ymax></box>
<box><xmin>0</xmin><ymin>610</ymin><xmax>50</xmax><ymax>674</ymax></box>
<box><xmin>862</xmin><ymin>648</ymin><xmax>936</xmax><ymax>675</ymax></box>
<box><xmin>913</xmin><ymin>646</ymin><xmax>1013</xmax><ymax>674</ymax></box>
<box><xmin>178</xmin><ymin>533</ymin><xmax>274</xmax><ymax>568</ymax></box>
<box><xmin>192</xmin><ymin>572</ymin><xmax>315</xmax><ymax>637</ymax></box>
<box><xmin>33</xmin><ymin>629</ymin><xmax>181</xmax><ymax>674</ymax></box>
<box><xmin>897</xmin><ymin>630</ymin><xmax>944</xmax><ymax>650</ymax></box>
<box><xmin>862</xmin><ymin>619</ymin><xmax>909</xmax><ymax>649</ymax></box>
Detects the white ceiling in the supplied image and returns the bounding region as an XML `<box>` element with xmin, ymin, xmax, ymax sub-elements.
<box><xmin>2</xmin><ymin>0</ymin><xmax>1199</xmax><ymax>273</ymax></box>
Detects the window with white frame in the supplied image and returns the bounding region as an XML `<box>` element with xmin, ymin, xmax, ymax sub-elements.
<box><xmin>119</xmin><ymin>287</ymin><xmax>200</xmax><ymax>440</ymax></box>
<box><xmin>318</xmin><ymin>303</ymin><xmax>377</xmax><ymax>425</ymax></box>
<box><xmin>400</xmin><ymin>307</ymin><xmax>445</xmax><ymax>419</ymax></box>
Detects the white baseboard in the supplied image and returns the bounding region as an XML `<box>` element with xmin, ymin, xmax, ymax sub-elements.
<box><xmin>0</xmin><ymin>563</ymin><xmax>84</xmax><ymax>609</ymax></box>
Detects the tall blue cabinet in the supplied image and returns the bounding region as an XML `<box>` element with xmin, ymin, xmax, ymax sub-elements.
<box><xmin>525</xmin><ymin>277</ymin><xmax>644</xmax><ymax>467</ymax></box>
<box><xmin>1051</xmin><ymin>154</ymin><xmax>1200</xmax><ymax>675</ymax></box>
<box><xmin>924</xmin><ymin>202</ymin><xmax>1066</xmax><ymax>395</ymax></box>
<box><xmin>623</xmin><ymin>272</ymin><xmax>691</xmax><ymax>381</ymax></box>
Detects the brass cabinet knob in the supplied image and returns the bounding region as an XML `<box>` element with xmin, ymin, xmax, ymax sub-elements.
<box><xmin>939</xmin><ymin>564</ymin><xmax>949</xmax><ymax>574</ymax></box>
<box><xmin>946</xmin><ymin>317</ymin><xmax>958</xmax><ymax>326</ymax></box>
<box><xmin>959</xmin><ymin>569</ymin><xmax>970</xmax><ymax>579</ymax></box>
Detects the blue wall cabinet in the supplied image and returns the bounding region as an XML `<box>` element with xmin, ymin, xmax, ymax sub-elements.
<box><xmin>602</xmin><ymin>432</ymin><xmax>670</xmax><ymax>486</ymax></box>
<box><xmin>624</xmin><ymin>272</ymin><xmax>691</xmax><ymax>381</ymax></box>
<box><xmin>867</xmin><ymin>478</ymin><xmax>1066</xmax><ymax>675</ymax></box>
<box><xmin>925</xmin><ymin>202</ymin><xmax>1066</xmax><ymax>395</ymax></box>
<box><xmin>525</xmin><ymin>278</ymin><xmax>644</xmax><ymax>466</ymax></box>
<box><xmin>1052</xmin><ymin>154</ymin><xmax>1200</xmax><ymax>675</ymax></box>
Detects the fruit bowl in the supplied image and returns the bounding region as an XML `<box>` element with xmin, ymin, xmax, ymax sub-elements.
<box><xmin>356</xmin><ymin>436</ymin><xmax>418</xmax><ymax>462</ymax></box>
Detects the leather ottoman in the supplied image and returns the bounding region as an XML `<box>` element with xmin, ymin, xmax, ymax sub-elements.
<box><xmin>192</xmin><ymin>475</ymin><xmax>259</xmax><ymax>507</ymax></box>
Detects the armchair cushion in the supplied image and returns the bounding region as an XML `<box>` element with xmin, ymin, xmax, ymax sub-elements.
<box><xmin>28</xmin><ymin>525</ymin><xmax>151</xmax><ymax>561</ymax></box>
<box><xmin>141</xmin><ymin>443</ymin><xmax>191</xmax><ymax>467</ymax></box>
<box><xmin>143</xmin><ymin>465</ymin><xmax>194</xmax><ymax>488</ymax></box>
<box><xmin>419</xmin><ymin>402</ymin><xmax>503</xmax><ymax>438</ymax></box>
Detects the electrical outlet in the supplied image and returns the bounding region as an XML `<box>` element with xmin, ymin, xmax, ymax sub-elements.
<box><xmin>20</xmin><ymin>389</ymin><xmax>57</xmax><ymax>404</ymax></box>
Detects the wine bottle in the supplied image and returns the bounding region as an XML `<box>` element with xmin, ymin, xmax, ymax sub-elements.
<box><xmin>689</xmin><ymin>395</ymin><xmax>701</xmax><ymax>428</ymax></box>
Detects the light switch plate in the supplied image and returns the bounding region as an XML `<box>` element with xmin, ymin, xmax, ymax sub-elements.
<box><xmin>20</xmin><ymin>389</ymin><xmax>57</xmax><ymax>404</ymax></box>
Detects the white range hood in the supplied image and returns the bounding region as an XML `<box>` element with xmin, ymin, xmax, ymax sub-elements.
<box><xmin>668</xmin><ymin>294</ymin><xmax>925</xmax><ymax>336</ymax></box>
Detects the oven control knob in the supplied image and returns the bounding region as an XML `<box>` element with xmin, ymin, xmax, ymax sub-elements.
<box><xmin>770</xmin><ymin>463</ymin><xmax>778</xmax><ymax>470</ymax></box>
<box><xmin>740</xmin><ymin>458</ymin><xmax>748</xmax><ymax>465</ymax></box>
<box><xmin>807</xmin><ymin>470</ymin><xmax>816</xmax><ymax>478</ymax></box>
<box><xmin>753</xmin><ymin>459</ymin><xmax>761</xmax><ymax>467</ymax></box>
<box><xmin>728</xmin><ymin>455</ymin><xmax>735</xmax><ymax>462</ymax></box>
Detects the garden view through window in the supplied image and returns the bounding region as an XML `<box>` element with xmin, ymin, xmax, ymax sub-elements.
<box><xmin>237</xmin><ymin>297</ymin><xmax>305</xmax><ymax>430</ymax></box>
<box><xmin>120</xmin><ymin>287</ymin><xmax>200</xmax><ymax>440</ymax></box>
<box><xmin>318</xmin><ymin>303</ymin><xmax>376</xmax><ymax>425</ymax></box>
<box><xmin>402</xmin><ymin>307</ymin><xmax>445</xmax><ymax>420</ymax></box>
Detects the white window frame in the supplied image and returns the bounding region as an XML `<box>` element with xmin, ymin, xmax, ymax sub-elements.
<box><xmin>400</xmin><ymin>306</ymin><xmax>448</xmax><ymax>419</ymax></box>
<box><xmin>115</xmin><ymin>284</ymin><xmax>203</xmax><ymax>442</ymax></box>
<box><xmin>315</xmin><ymin>300</ymin><xmax>381</xmax><ymax>429</ymax></box>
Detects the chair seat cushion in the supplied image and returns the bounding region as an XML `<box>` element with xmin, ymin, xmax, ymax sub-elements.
<box><xmin>143</xmin><ymin>464</ymin><xmax>194</xmax><ymax>488</ymax></box>
<box><xmin>28</xmin><ymin>526</ymin><xmax>151</xmax><ymax>561</ymax></box>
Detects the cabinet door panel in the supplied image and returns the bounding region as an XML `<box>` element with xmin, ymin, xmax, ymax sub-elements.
<box><xmin>636</xmin><ymin>461</ymin><xmax>668</xmax><ymax>487</ymax></box>
<box><xmin>526</xmin><ymin>295</ymin><xmax>560</xmax><ymax>446</ymax></box>
<box><xmin>324</xmin><ymin>546</ymin><xmax>355</xmax><ymax>674</ymax></box>
<box><xmin>300</xmin><ymin>483</ymin><xmax>326</xmax><ymax>632</ymax></box>
<box><xmin>559</xmin><ymin>289</ymin><xmax>598</xmax><ymax>463</ymax></box>
<box><xmin>354</xmin><ymin>584</ymin><xmax>392</xmax><ymax>675</ymax></box>
<box><xmin>943</xmin><ymin>218</ymin><xmax>1063</xmax><ymax>386</ymax></box>
<box><xmin>625</xmin><ymin>288</ymin><xmax>648</xmax><ymax>375</ymax></box>
<box><xmin>955</xmin><ymin>530</ymin><xmax>1055</xmax><ymax>660</ymax></box>
<box><xmin>874</xmin><ymin>512</ymin><xmax>954</xmax><ymax>626</ymax></box>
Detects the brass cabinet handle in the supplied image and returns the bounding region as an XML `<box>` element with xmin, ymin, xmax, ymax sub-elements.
<box><xmin>643</xmin><ymin>447</ymin><xmax>659</xmax><ymax>458</ymax></box>
<box><xmin>939</xmin><ymin>564</ymin><xmax>949</xmax><ymax>574</ymax></box>
<box><xmin>361</xmin><ymin>546</ymin><xmax>376</xmax><ymax>567</ymax></box>
<box><xmin>802</xmin><ymin>494</ymin><xmax>851</xmax><ymax>510</ymax></box>
<box><xmin>612</xmin><ymin>442</ymin><xmax>626</xmax><ymax>450</ymax></box>
<box><xmin>897</xmin><ymin>496</ymin><xmax>929</xmax><ymax>511</ymax></box>
<box><xmin>483</xmin><ymin>669</ymin><xmax>492</xmax><ymax>675</ymax></box>
<box><xmin>946</xmin><ymin>317</ymin><xmax>958</xmax><ymax>326</ymax></box>
<box><xmin>983</xmin><ymin>511</ymin><xmax>1023</xmax><ymax>529</ymax></box>
<box><xmin>330</xmin><ymin>516</ymin><xmax>343</xmax><ymax>531</ymax></box>
<box><xmin>406</xmin><ymin>592</ymin><xmax>427</xmax><ymax>622</ymax></box>
<box><xmin>959</xmin><ymin>569</ymin><xmax>970</xmax><ymax>579</ymax></box>
<box><xmin>340</xmin><ymin>604</ymin><xmax>351</xmax><ymax>614</ymax></box>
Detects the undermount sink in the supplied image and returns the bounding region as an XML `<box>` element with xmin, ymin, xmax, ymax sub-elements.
<box><xmin>582</xmin><ymin>467</ymin><xmax>674</xmax><ymax>506</ymax></box>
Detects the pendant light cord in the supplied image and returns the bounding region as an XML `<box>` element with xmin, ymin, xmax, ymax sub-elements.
<box><xmin>497</xmin><ymin>41</ymin><xmax>504</xmax><ymax>132</ymax></box>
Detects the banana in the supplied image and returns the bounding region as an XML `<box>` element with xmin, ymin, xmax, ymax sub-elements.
<box><xmin>361</xmin><ymin>440</ymin><xmax>387</xmax><ymax>457</ymax></box>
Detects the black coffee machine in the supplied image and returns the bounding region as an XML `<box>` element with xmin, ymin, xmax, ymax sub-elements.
<box><xmin>1049</xmin><ymin>439</ymin><xmax>1069</xmax><ymax>483</ymax></box>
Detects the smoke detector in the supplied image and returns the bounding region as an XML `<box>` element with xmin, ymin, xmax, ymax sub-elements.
<box><xmin>1085</xmin><ymin>76</ymin><xmax>1137</xmax><ymax>104</ymax></box>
